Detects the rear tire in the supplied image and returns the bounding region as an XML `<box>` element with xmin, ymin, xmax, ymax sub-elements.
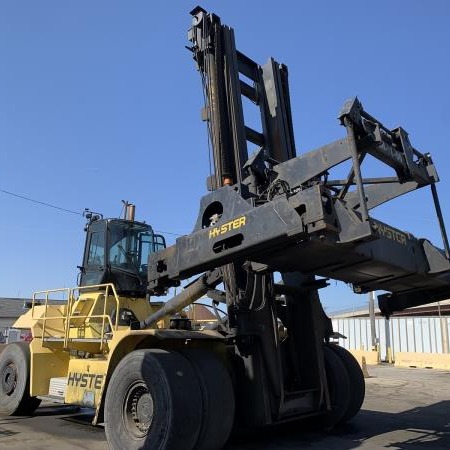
<box><xmin>104</xmin><ymin>349</ymin><xmax>203</xmax><ymax>450</ymax></box>
<box><xmin>180</xmin><ymin>349</ymin><xmax>235</xmax><ymax>450</ymax></box>
<box><xmin>0</xmin><ymin>342</ymin><xmax>41</xmax><ymax>416</ymax></box>
<box><xmin>327</xmin><ymin>344</ymin><xmax>365</xmax><ymax>422</ymax></box>
<box><xmin>322</xmin><ymin>345</ymin><xmax>350</xmax><ymax>426</ymax></box>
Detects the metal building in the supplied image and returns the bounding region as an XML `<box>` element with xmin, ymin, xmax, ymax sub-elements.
<box><xmin>331</xmin><ymin>300</ymin><xmax>450</xmax><ymax>361</ymax></box>
<box><xmin>0</xmin><ymin>298</ymin><xmax>29</xmax><ymax>333</ymax></box>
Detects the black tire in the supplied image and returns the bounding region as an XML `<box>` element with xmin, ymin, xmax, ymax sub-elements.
<box><xmin>179</xmin><ymin>349</ymin><xmax>235</xmax><ymax>450</ymax></box>
<box><xmin>0</xmin><ymin>342</ymin><xmax>41</xmax><ymax>416</ymax></box>
<box><xmin>327</xmin><ymin>344</ymin><xmax>365</xmax><ymax>422</ymax></box>
<box><xmin>104</xmin><ymin>349</ymin><xmax>203</xmax><ymax>450</ymax></box>
<box><xmin>322</xmin><ymin>345</ymin><xmax>350</xmax><ymax>426</ymax></box>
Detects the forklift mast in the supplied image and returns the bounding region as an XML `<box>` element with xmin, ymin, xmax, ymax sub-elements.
<box><xmin>188</xmin><ymin>6</ymin><xmax>296</xmax><ymax>189</ymax></box>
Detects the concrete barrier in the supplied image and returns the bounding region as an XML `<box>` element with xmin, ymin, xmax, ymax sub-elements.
<box><xmin>394</xmin><ymin>352</ymin><xmax>450</xmax><ymax>370</ymax></box>
<box><xmin>348</xmin><ymin>349</ymin><xmax>379</xmax><ymax>378</ymax></box>
<box><xmin>349</xmin><ymin>349</ymin><xmax>380</xmax><ymax>365</ymax></box>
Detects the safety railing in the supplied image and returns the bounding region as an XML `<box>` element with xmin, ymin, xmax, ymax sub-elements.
<box><xmin>32</xmin><ymin>287</ymin><xmax>70</xmax><ymax>341</ymax></box>
<box><xmin>32</xmin><ymin>283</ymin><xmax>120</xmax><ymax>351</ymax></box>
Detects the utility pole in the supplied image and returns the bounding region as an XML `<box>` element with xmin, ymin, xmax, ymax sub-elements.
<box><xmin>368</xmin><ymin>291</ymin><xmax>377</xmax><ymax>350</ymax></box>
<box><xmin>438</xmin><ymin>301</ymin><xmax>449</xmax><ymax>353</ymax></box>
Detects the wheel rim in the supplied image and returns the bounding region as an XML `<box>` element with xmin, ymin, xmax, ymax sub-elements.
<box><xmin>1</xmin><ymin>362</ymin><xmax>17</xmax><ymax>396</ymax></box>
<box><xmin>123</xmin><ymin>381</ymin><xmax>154</xmax><ymax>438</ymax></box>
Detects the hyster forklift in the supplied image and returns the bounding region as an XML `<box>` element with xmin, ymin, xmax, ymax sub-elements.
<box><xmin>2</xmin><ymin>7</ymin><xmax>450</xmax><ymax>450</ymax></box>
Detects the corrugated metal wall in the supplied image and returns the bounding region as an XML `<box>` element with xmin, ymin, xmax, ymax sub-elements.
<box><xmin>332</xmin><ymin>316</ymin><xmax>450</xmax><ymax>361</ymax></box>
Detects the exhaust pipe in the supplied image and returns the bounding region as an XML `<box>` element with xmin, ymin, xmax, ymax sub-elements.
<box><xmin>126</xmin><ymin>203</ymin><xmax>135</xmax><ymax>221</ymax></box>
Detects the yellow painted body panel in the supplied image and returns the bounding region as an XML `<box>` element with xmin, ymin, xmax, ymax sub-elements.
<box><xmin>29</xmin><ymin>338</ymin><xmax>70</xmax><ymax>397</ymax></box>
<box><xmin>13</xmin><ymin>305</ymin><xmax>66</xmax><ymax>339</ymax></box>
<box><xmin>65</xmin><ymin>358</ymin><xmax>108</xmax><ymax>408</ymax></box>
<box><xmin>66</xmin><ymin>292</ymin><xmax>167</xmax><ymax>341</ymax></box>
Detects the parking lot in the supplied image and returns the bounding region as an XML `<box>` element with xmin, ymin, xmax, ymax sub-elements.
<box><xmin>0</xmin><ymin>364</ymin><xmax>449</xmax><ymax>449</ymax></box>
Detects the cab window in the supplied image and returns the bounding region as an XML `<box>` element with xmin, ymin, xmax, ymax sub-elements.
<box><xmin>87</xmin><ymin>231</ymin><xmax>105</xmax><ymax>266</ymax></box>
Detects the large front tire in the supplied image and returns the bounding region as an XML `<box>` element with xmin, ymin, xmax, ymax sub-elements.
<box><xmin>322</xmin><ymin>345</ymin><xmax>350</xmax><ymax>426</ymax></box>
<box><xmin>327</xmin><ymin>344</ymin><xmax>365</xmax><ymax>422</ymax></box>
<box><xmin>180</xmin><ymin>349</ymin><xmax>235</xmax><ymax>450</ymax></box>
<box><xmin>104</xmin><ymin>349</ymin><xmax>203</xmax><ymax>450</ymax></box>
<box><xmin>0</xmin><ymin>342</ymin><xmax>41</xmax><ymax>416</ymax></box>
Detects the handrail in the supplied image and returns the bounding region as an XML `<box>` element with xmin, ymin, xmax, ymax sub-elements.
<box><xmin>32</xmin><ymin>284</ymin><xmax>120</xmax><ymax>351</ymax></box>
<box><xmin>32</xmin><ymin>288</ymin><xmax>70</xmax><ymax>340</ymax></box>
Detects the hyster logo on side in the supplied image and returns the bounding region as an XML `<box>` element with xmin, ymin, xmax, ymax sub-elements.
<box><xmin>68</xmin><ymin>372</ymin><xmax>104</xmax><ymax>390</ymax></box>
<box><xmin>209</xmin><ymin>216</ymin><xmax>246</xmax><ymax>239</ymax></box>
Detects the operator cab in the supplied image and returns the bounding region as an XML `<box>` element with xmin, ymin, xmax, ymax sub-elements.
<box><xmin>79</xmin><ymin>211</ymin><xmax>166</xmax><ymax>297</ymax></box>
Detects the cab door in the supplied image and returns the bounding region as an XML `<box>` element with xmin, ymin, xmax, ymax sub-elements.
<box><xmin>80</xmin><ymin>221</ymin><xmax>108</xmax><ymax>286</ymax></box>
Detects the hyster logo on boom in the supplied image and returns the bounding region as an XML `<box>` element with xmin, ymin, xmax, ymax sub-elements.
<box><xmin>209</xmin><ymin>216</ymin><xmax>246</xmax><ymax>239</ymax></box>
<box><xmin>374</xmin><ymin>222</ymin><xmax>407</xmax><ymax>246</ymax></box>
<box><xmin>68</xmin><ymin>372</ymin><xmax>104</xmax><ymax>390</ymax></box>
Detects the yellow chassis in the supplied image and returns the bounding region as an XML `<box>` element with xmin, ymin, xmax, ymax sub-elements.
<box><xmin>12</xmin><ymin>283</ymin><xmax>224</xmax><ymax>424</ymax></box>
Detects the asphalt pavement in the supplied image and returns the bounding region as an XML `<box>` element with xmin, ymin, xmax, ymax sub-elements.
<box><xmin>0</xmin><ymin>364</ymin><xmax>449</xmax><ymax>449</ymax></box>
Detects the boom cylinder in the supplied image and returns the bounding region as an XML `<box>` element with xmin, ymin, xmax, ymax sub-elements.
<box><xmin>140</xmin><ymin>270</ymin><xmax>221</xmax><ymax>329</ymax></box>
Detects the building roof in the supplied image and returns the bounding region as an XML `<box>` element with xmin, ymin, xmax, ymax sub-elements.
<box><xmin>0</xmin><ymin>298</ymin><xmax>30</xmax><ymax>319</ymax></box>
<box><xmin>186</xmin><ymin>304</ymin><xmax>216</xmax><ymax>321</ymax></box>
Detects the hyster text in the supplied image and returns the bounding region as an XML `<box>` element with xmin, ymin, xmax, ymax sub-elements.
<box><xmin>67</xmin><ymin>372</ymin><xmax>104</xmax><ymax>390</ymax></box>
<box><xmin>209</xmin><ymin>216</ymin><xmax>246</xmax><ymax>239</ymax></box>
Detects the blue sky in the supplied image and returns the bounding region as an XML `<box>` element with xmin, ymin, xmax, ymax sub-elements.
<box><xmin>1</xmin><ymin>1</ymin><xmax>449</xmax><ymax>313</ymax></box>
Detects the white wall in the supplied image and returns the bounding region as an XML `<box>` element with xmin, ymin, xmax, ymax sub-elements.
<box><xmin>332</xmin><ymin>316</ymin><xmax>450</xmax><ymax>361</ymax></box>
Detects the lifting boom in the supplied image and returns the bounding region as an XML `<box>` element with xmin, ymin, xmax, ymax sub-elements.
<box><xmin>148</xmin><ymin>7</ymin><xmax>450</xmax><ymax>319</ymax></box>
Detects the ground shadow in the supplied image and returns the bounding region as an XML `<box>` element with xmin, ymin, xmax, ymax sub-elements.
<box><xmin>225</xmin><ymin>400</ymin><xmax>450</xmax><ymax>449</ymax></box>
<box><xmin>34</xmin><ymin>404</ymin><xmax>81</xmax><ymax>417</ymax></box>
<box><xmin>0</xmin><ymin>405</ymin><xmax>104</xmax><ymax>445</ymax></box>
<box><xmin>0</xmin><ymin>418</ymin><xmax>22</xmax><ymax>438</ymax></box>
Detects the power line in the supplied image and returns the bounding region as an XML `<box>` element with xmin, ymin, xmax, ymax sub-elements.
<box><xmin>0</xmin><ymin>188</ymin><xmax>83</xmax><ymax>216</ymax></box>
<box><xmin>155</xmin><ymin>230</ymin><xmax>183</xmax><ymax>237</ymax></box>
<box><xmin>1</xmin><ymin>188</ymin><xmax>185</xmax><ymax>236</ymax></box>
